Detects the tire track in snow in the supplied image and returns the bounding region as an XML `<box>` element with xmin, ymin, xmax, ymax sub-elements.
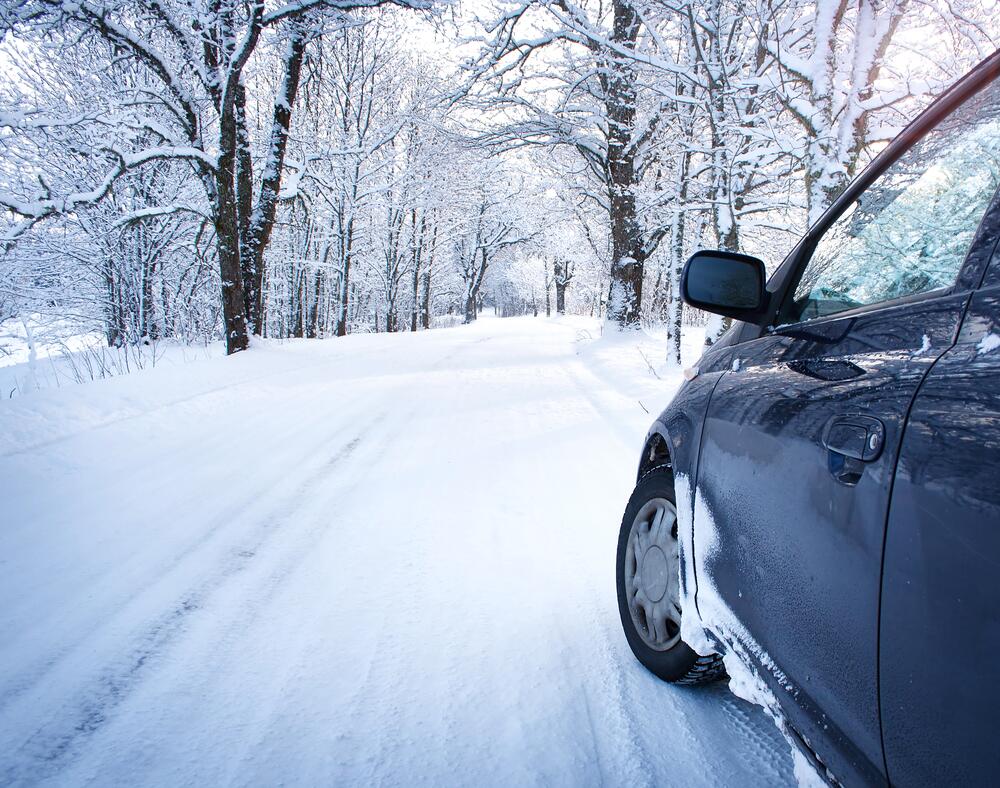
<box><xmin>0</xmin><ymin>415</ymin><xmax>388</xmax><ymax>786</ymax></box>
<box><xmin>288</xmin><ymin>400</ymin><xmax>465</xmax><ymax>785</ymax></box>
<box><xmin>212</xmin><ymin>335</ymin><xmax>493</xmax><ymax>786</ymax></box>
<box><xmin>0</xmin><ymin>387</ymin><xmax>374</xmax><ymax>711</ymax></box>
<box><xmin>2</xmin><ymin>334</ymin><xmax>471</xmax><ymax>786</ymax></box>
<box><xmin>78</xmin><ymin>415</ymin><xmax>413</xmax><ymax>788</ymax></box>
<box><xmin>717</xmin><ymin>689</ymin><xmax>792</xmax><ymax>782</ymax></box>
<box><xmin>206</xmin><ymin>408</ymin><xmax>424</xmax><ymax>787</ymax></box>
<box><xmin>571</xmin><ymin>585</ymin><xmax>658</xmax><ymax>788</ymax></box>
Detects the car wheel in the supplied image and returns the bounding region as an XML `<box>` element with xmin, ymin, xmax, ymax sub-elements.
<box><xmin>616</xmin><ymin>465</ymin><xmax>726</xmax><ymax>684</ymax></box>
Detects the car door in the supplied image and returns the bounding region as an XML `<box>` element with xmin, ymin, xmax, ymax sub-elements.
<box><xmin>693</xmin><ymin>70</ymin><xmax>1000</xmax><ymax>785</ymax></box>
<box><xmin>880</xmin><ymin>201</ymin><xmax>1000</xmax><ymax>785</ymax></box>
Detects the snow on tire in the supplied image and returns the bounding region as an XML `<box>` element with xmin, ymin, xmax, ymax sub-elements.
<box><xmin>616</xmin><ymin>466</ymin><xmax>726</xmax><ymax>684</ymax></box>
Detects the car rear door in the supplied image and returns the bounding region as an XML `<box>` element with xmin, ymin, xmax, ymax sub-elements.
<box><xmin>880</xmin><ymin>203</ymin><xmax>1000</xmax><ymax>785</ymax></box>
<box><xmin>692</xmin><ymin>70</ymin><xmax>1000</xmax><ymax>785</ymax></box>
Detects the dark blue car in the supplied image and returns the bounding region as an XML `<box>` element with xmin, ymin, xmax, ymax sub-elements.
<box><xmin>616</xmin><ymin>51</ymin><xmax>1000</xmax><ymax>786</ymax></box>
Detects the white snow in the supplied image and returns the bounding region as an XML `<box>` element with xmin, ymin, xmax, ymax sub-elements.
<box><xmin>0</xmin><ymin>316</ymin><xmax>794</xmax><ymax>785</ymax></box>
<box><xmin>673</xmin><ymin>474</ymin><xmax>717</xmax><ymax>659</ymax></box>
<box><xmin>977</xmin><ymin>332</ymin><xmax>1000</xmax><ymax>355</ymax></box>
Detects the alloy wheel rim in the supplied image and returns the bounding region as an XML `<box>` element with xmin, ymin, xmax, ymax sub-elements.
<box><xmin>625</xmin><ymin>497</ymin><xmax>682</xmax><ymax>651</ymax></box>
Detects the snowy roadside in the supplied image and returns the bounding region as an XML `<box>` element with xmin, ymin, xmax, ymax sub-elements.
<box><xmin>570</xmin><ymin>318</ymin><xmax>706</xmax><ymax>435</ymax></box>
<box><xmin>0</xmin><ymin>315</ymin><xmax>703</xmax><ymax>456</ymax></box>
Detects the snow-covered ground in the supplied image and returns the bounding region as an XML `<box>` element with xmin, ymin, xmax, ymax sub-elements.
<box><xmin>0</xmin><ymin>315</ymin><xmax>794</xmax><ymax>786</ymax></box>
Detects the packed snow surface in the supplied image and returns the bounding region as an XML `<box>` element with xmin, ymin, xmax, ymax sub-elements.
<box><xmin>0</xmin><ymin>316</ymin><xmax>793</xmax><ymax>786</ymax></box>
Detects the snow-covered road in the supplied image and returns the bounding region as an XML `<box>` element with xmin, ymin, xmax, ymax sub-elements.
<box><xmin>0</xmin><ymin>316</ymin><xmax>793</xmax><ymax>786</ymax></box>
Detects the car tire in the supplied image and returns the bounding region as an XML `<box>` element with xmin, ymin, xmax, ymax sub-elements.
<box><xmin>616</xmin><ymin>465</ymin><xmax>726</xmax><ymax>685</ymax></box>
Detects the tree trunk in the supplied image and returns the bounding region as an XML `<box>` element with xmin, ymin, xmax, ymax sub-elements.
<box><xmin>604</xmin><ymin>1</ymin><xmax>645</xmax><ymax>328</ymax></box>
<box><xmin>410</xmin><ymin>210</ymin><xmax>424</xmax><ymax>332</ymax></box>
<box><xmin>704</xmin><ymin>314</ymin><xmax>729</xmax><ymax>347</ymax></box>
<box><xmin>160</xmin><ymin>273</ymin><xmax>173</xmax><ymax>338</ymax></box>
<box><xmin>214</xmin><ymin>53</ymin><xmax>251</xmax><ymax>353</ymax></box>
<box><xmin>420</xmin><ymin>221</ymin><xmax>436</xmax><ymax>330</ymax></box>
<box><xmin>142</xmin><ymin>257</ymin><xmax>158</xmax><ymax>340</ymax></box>
<box><xmin>463</xmin><ymin>248</ymin><xmax>489</xmax><ymax>324</ymax></box>
<box><xmin>410</xmin><ymin>265</ymin><xmax>420</xmax><ymax>332</ymax></box>
<box><xmin>545</xmin><ymin>259</ymin><xmax>552</xmax><ymax>317</ymax></box>
<box><xmin>666</xmin><ymin>143</ymin><xmax>692</xmax><ymax>366</ymax></box>
<box><xmin>307</xmin><ymin>269</ymin><xmax>321</xmax><ymax>338</ymax></box>
<box><xmin>336</xmin><ymin>217</ymin><xmax>355</xmax><ymax>337</ymax></box>
<box><xmin>292</xmin><ymin>269</ymin><xmax>305</xmax><ymax>338</ymax></box>
<box><xmin>243</xmin><ymin>25</ymin><xmax>308</xmax><ymax>334</ymax></box>
<box><xmin>420</xmin><ymin>270</ymin><xmax>431</xmax><ymax>330</ymax></box>
<box><xmin>213</xmin><ymin>189</ymin><xmax>250</xmax><ymax>353</ymax></box>
<box><xmin>234</xmin><ymin>81</ymin><xmax>255</xmax><ymax>325</ymax></box>
<box><xmin>103</xmin><ymin>261</ymin><xmax>122</xmax><ymax>347</ymax></box>
<box><xmin>554</xmin><ymin>259</ymin><xmax>572</xmax><ymax>314</ymax></box>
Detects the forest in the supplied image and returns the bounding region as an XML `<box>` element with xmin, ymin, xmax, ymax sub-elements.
<box><xmin>1</xmin><ymin>0</ymin><xmax>996</xmax><ymax>368</ymax></box>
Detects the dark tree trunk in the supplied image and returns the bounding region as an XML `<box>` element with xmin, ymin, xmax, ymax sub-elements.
<box><xmin>306</xmin><ymin>269</ymin><xmax>321</xmax><ymax>338</ymax></box>
<box><xmin>410</xmin><ymin>266</ymin><xmax>420</xmax><ymax>332</ymax></box>
<box><xmin>420</xmin><ymin>220</ymin><xmax>437</xmax><ymax>330</ymax></box>
<box><xmin>214</xmin><ymin>151</ymin><xmax>250</xmax><ymax>353</ymax></box>
<box><xmin>410</xmin><ymin>210</ymin><xmax>424</xmax><ymax>332</ymax></box>
<box><xmin>104</xmin><ymin>261</ymin><xmax>123</xmax><ymax>347</ymax></box>
<box><xmin>604</xmin><ymin>0</ymin><xmax>644</xmax><ymax>328</ymax></box>
<box><xmin>667</xmin><ymin>143</ymin><xmax>692</xmax><ymax>365</ymax></box>
<box><xmin>336</xmin><ymin>217</ymin><xmax>354</xmax><ymax>337</ymax></box>
<box><xmin>234</xmin><ymin>82</ymin><xmax>255</xmax><ymax>325</ymax></box>
<box><xmin>463</xmin><ymin>248</ymin><xmax>488</xmax><ymax>324</ymax></box>
<box><xmin>554</xmin><ymin>258</ymin><xmax>573</xmax><ymax>315</ymax></box>
<box><xmin>208</xmin><ymin>1</ymin><xmax>266</xmax><ymax>355</ymax></box>
<box><xmin>242</xmin><ymin>25</ymin><xmax>308</xmax><ymax>335</ymax></box>
<box><xmin>292</xmin><ymin>282</ymin><xmax>304</xmax><ymax>337</ymax></box>
<box><xmin>142</xmin><ymin>258</ymin><xmax>158</xmax><ymax>340</ymax></box>
<box><xmin>420</xmin><ymin>270</ymin><xmax>431</xmax><ymax>329</ymax></box>
<box><xmin>160</xmin><ymin>273</ymin><xmax>173</xmax><ymax>338</ymax></box>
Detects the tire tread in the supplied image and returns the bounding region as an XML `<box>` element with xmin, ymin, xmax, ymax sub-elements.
<box><xmin>675</xmin><ymin>653</ymin><xmax>727</xmax><ymax>685</ymax></box>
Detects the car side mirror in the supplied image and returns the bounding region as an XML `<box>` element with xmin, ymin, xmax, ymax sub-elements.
<box><xmin>681</xmin><ymin>250</ymin><xmax>768</xmax><ymax>322</ymax></box>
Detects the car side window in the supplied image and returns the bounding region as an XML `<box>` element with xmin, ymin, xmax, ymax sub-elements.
<box><xmin>781</xmin><ymin>78</ymin><xmax>1000</xmax><ymax>325</ymax></box>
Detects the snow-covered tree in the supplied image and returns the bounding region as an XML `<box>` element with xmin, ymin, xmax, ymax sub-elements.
<box><xmin>0</xmin><ymin>0</ymin><xmax>434</xmax><ymax>353</ymax></box>
<box><xmin>469</xmin><ymin>0</ymin><xmax>684</xmax><ymax>329</ymax></box>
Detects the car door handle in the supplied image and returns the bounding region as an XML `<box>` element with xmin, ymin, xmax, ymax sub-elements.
<box><xmin>822</xmin><ymin>416</ymin><xmax>885</xmax><ymax>462</ymax></box>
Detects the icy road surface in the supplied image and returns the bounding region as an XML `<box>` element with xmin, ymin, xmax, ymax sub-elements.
<box><xmin>0</xmin><ymin>316</ymin><xmax>793</xmax><ymax>786</ymax></box>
